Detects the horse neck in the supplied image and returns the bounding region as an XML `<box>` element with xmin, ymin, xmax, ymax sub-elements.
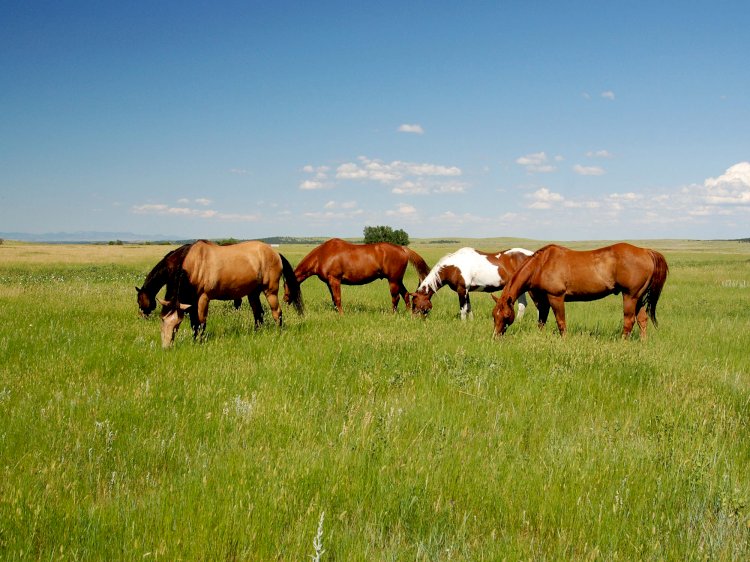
<box><xmin>294</xmin><ymin>251</ymin><xmax>320</xmax><ymax>281</ymax></box>
<box><xmin>505</xmin><ymin>256</ymin><xmax>535</xmax><ymax>300</ymax></box>
<box><xmin>141</xmin><ymin>263</ymin><xmax>169</xmax><ymax>296</ymax></box>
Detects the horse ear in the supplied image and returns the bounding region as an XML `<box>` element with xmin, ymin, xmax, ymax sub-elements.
<box><xmin>179</xmin><ymin>302</ymin><xmax>192</xmax><ymax>311</ymax></box>
<box><xmin>491</xmin><ymin>294</ymin><xmax>500</xmax><ymax>303</ymax></box>
<box><xmin>157</xmin><ymin>297</ymin><xmax>170</xmax><ymax>307</ymax></box>
<box><xmin>135</xmin><ymin>286</ymin><xmax>141</xmax><ymax>293</ymax></box>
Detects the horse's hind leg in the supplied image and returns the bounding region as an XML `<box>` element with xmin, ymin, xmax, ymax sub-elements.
<box><xmin>389</xmin><ymin>280</ymin><xmax>405</xmax><ymax>312</ymax></box>
<box><xmin>265</xmin><ymin>289</ymin><xmax>283</xmax><ymax>327</ymax></box>
<box><xmin>248</xmin><ymin>291</ymin><xmax>264</xmax><ymax>329</ymax></box>
<box><xmin>621</xmin><ymin>294</ymin><xmax>638</xmax><ymax>339</ymax></box>
<box><xmin>635</xmin><ymin>297</ymin><xmax>649</xmax><ymax>340</ymax></box>
<box><xmin>326</xmin><ymin>278</ymin><xmax>344</xmax><ymax>314</ymax></box>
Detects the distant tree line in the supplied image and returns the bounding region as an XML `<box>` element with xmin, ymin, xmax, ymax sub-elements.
<box><xmin>363</xmin><ymin>225</ymin><xmax>410</xmax><ymax>245</ymax></box>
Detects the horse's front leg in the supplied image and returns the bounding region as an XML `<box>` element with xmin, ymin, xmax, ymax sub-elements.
<box><xmin>535</xmin><ymin>294</ymin><xmax>550</xmax><ymax>331</ymax></box>
<box><xmin>457</xmin><ymin>287</ymin><xmax>470</xmax><ymax>320</ymax></box>
<box><xmin>195</xmin><ymin>294</ymin><xmax>210</xmax><ymax>341</ymax></box>
<box><xmin>548</xmin><ymin>295</ymin><xmax>567</xmax><ymax>336</ymax></box>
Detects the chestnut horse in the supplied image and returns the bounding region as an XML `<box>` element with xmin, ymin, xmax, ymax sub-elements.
<box><xmin>492</xmin><ymin>243</ymin><xmax>668</xmax><ymax>339</ymax></box>
<box><xmin>158</xmin><ymin>240</ymin><xmax>303</xmax><ymax>347</ymax></box>
<box><xmin>136</xmin><ymin>242</ymin><xmax>241</xmax><ymax>317</ymax></box>
<box><xmin>410</xmin><ymin>247</ymin><xmax>533</xmax><ymax>320</ymax></box>
<box><xmin>287</xmin><ymin>238</ymin><xmax>430</xmax><ymax>314</ymax></box>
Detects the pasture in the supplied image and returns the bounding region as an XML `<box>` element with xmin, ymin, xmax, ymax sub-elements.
<box><xmin>0</xmin><ymin>239</ymin><xmax>749</xmax><ymax>560</ymax></box>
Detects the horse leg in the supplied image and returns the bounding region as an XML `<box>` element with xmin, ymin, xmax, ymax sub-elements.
<box><xmin>388</xmin><ymin>279</ymin><xmax>409</xmax><ymax>312</ymax></box>
<box><xmin>265</xmin><ymin>289</ymin><xmax>282</xmax><ymax>327</ymax></box>
<box><xmin>466</xmin><ymin>293</ymin><xmax>474</xmax><ymax>320</ymax></box>
<box><xmin>636</xmin><ymin>299</ymin><xmax>649</xmax><ymax>341</ymax></box>
<box><xmin>248</xmin><ymin>291</ymin><xmax>264</xmax><ymax>329</ymax></box>
<box><xmin>233</xmin><ymin>298</ymin><xmax>242</xmax><ymax>310</ymax></box>
<box><xmin>621</xmin><ymin>295</ymin><xmax>638</xmax><ymax>339</ymax></box>
<box><xmin>397</xmin><ymin>279</ymin><xmax>411</xmax><ymax>310</ymax></box>
<box><xmin>536</xmin><ymin>297</ymin><xmax>550</xmax><ymax>330</ymax></box>
<box><xmin>516</xmin><ymin>292</ymin><xmax>528</xmax><ymax>320</ymax></box>
<box><xmin>548</xmin><ymin>295</ymin><xmax>567</xmax><ymax>336</ymax></box>
<box><xmin>458</xmin><ymin>288</ymin><xmax>470</xmax><ymax>320</ymax></box>
<box><xmin>327</xmin><ymin>278</ymin><xmax>344</xmax><ymax>314</ymax></box>
<box><xmin>196</xmin><ymin>294</ymin><xmax>210</xmax><ymax>341</ymax></box>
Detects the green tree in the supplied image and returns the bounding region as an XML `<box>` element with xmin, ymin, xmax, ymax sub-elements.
<box><xmin>363</xmin><ymin>225</ymin><xmax>410</xmax><ymax>245</ymax></box>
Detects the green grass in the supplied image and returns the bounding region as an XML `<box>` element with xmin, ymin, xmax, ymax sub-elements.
<box><xmin>1</xmin><ymin>240</ymin><xmax>749</xmax><ymax>560</ymax></box>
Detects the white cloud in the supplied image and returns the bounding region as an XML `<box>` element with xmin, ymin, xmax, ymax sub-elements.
<box><xmin>516</xmin><ymin>152</ymin><xmax>558</xmax><ymax>173</ymax></box>
<box><xmin>573</xmin><ymin>164</ymin><xmax>606</xmax><ymax>176</ymax></box>
<box><xmin>703</xmin><ymin>162</ymin><xmax>750</xmax><ymax>205</ymax></box>
<box><xmin>299</xmin><ymin>180</ymin><xmax>326</xmax><ymax>190</ymax></box>
<box><xmin>398</xmin><ymin>123</ymin><xmax>424</xmax><ymax>135</ymax></box>
<box><xmin>229</xmin><ymin>168</ymin><xmax>250</xmax><ymax>175</ymax></box>
<box><xmin>386</xmin><ymin>203</ymin><xmax>418</xmax><ymax>217</ymax></box>
<box><xmin>321</xmin><ymin>156</ymin><xmax>462</xmax><ymax>195</ymax></box>
<box><xmin>586</xmin><ymin>150</ymin><xmax>613</xmax><ymax>159</ymax></box>
<box><xmin>601</xmin><ymin>90</ymin><xmax>616</xmax><ymax>100</ymax></box>
<box><xmin>132</xmin><ymin>202</ymin><xmax>258</xmax><ymax>221</ymax></box>
<box><xmin>195</xmin><ymin>198</ymin><xmax>212</xmax><ymax>206</ymax></box>
<box><xmin>526</xmin><ymin>187</ymin><xmax>564</xmax><ymax>209</ymax></box>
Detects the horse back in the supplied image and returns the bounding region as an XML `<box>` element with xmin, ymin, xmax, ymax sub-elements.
<box><xmin>183</xmin><ymin>240</ymin><xmax>281</xmax><ymax>296</ymax></box>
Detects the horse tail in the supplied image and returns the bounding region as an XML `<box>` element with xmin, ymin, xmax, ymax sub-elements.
<box><xmin>280</xmin><ymin>253</ymin><xmax>304</xmax><ymax>316</ymax></box>
<box><xmin>644</xmin><ymin>250</ymin><xmax>669</xmax><ymax>327</ymax></box>
<box><xmin>405</xmin><ymin>248</ymin><xmax>431</xmax><ymax>284</ymax></box>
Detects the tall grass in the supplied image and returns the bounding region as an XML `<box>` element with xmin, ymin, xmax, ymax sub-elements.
<box><xmin>0</xmin><ymin>240</ymin><xmax>749</xmax><ymax>559</ymax></box>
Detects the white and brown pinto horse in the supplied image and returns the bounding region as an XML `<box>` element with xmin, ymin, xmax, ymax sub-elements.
<box><xmin>158</xmin><ymin>240</ymin><xmax>303</xmax><ymax>347</ymax></box>
<box><xmin>492</xmin><ymin>243</ymin><xmax>668</xmax><ymax>339</ymax></box>
<box><xmin>410</xmin><ymin>247</ymin><xmax>533</xmax><ymax>319</ymax></box>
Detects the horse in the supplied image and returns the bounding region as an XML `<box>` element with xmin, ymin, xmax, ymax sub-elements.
<box><xmin>158</xmin><ymin>240</ymin><xmax>304</xmax><ymax>347</ymax></box>
<box><xmin>492</xmin><ymin>243</ymin><xmax>668</xmax><ymax>339</ymax></box>
<box><xmin>410</xmin><ymin>247</ymin><xmax>533</xmax><ymax>320</ymax></box>
<box><xmin>136</xmin><ymin>242</ymin><xmax>241</xmax><ymax>317</ymax></box>
<box><xmin>285</xmin><ymin>238</ymin><xmax>430</xmax><ymax>314</ymax></box>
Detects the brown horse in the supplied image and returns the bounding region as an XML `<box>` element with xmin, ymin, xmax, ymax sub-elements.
<box><xmin>492</xmin><ymin>243</ymin><xmax>668</xmax><ymax>339</ymax></box>
<box><xmin>136</xmin><ymin>242</ymin><xmax>241</xmax><ymax>318</ymax></box>
<box><xmin>410</xmin><ymin>247</ymin><xmax>534</xmax><ymax>319</ymax></box>
<box><xmin>286</xmin><ymin>238</ymin><xmax>430</xmax><ymax>314</ymax></box>
<box><xmin>158</xmin><ymin>240</ymin><xmax>303</xmax><ymax>347</ymax></box>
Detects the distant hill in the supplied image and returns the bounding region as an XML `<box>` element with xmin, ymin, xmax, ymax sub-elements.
<box><xmin>0</xmin><ymin>231</ymin><xmax>179</xmax><ymax>243</ymax></box>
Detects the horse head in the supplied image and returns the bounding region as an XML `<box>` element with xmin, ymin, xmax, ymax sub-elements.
<box><xmin>491</xmin><ymin>294</ymin><xmax>515</xmax><ymax>337</ymax></box>
<box><xmin>157</xmin><ymin>297</ymin><xmax>192</xmax><ymax>348</ymax></box>
<box><xmin>136</xmin><ymin>286</ymin><xmax>156</xmax><ymax>318</ymax></box>
<box><xmin>410</xmin><ymin>290</ymin><xmax>432</xmax><ymax>316</ymax></box>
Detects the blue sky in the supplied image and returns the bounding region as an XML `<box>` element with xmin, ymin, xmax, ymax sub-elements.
<box><xmin>2</xmin><ymin>1</ymin><xmax>748</xmax><ymax>240</ymax></box>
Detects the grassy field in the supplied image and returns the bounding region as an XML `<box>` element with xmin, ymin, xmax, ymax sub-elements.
<box><xmin>1</xmin><ymin>239</ymin><xmax>749</xmax><ymax>560</ymax></box>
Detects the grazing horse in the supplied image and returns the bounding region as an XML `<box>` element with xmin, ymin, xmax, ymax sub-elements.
<box><xmin>410</xmin><ymin>247</ymin><xmax>533</xmax><ymax>320</ymax></box>
<box><xmin>287</xmin><ymin>238</ymin><xmax>430</xmax><ymax>314</ymax></box>
<box><xmin>158</xmin><ymin>240</ymin><xmax>303</xmax><ymax>347</ymax></box>
<box><xmin>492</xmin><ymin>243</ymin><xmax>668</xmax><ymax>339</ymax></box>
<box><xmin>136</xmin><ymin>242</ymin><xmax>241</xmax><ymax>317</ymax></box>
